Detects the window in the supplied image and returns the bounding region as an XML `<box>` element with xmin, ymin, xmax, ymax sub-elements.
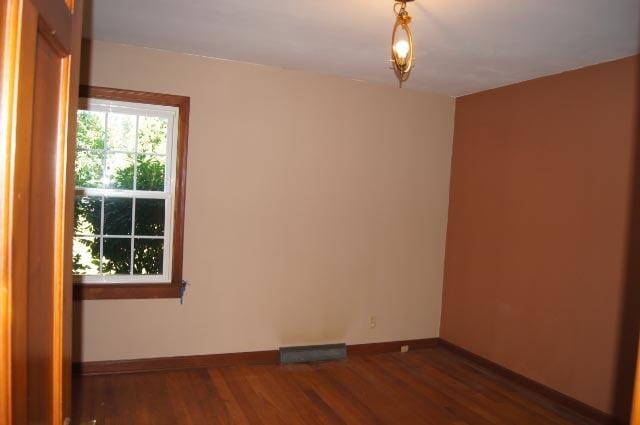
<box><xmin>73</xmin><ymin>86</ymin><xmax>189</xmax><ymax>299</ymax></box>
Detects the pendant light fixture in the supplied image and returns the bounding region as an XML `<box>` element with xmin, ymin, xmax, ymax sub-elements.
<box><xmin>390</xmin><ymin>0</ymin><xmax>414</xmax><ymax>88</ymax></box>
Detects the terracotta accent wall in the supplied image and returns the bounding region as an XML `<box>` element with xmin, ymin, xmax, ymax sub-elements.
<box><xmin>76</xmin><ymin>41</ymin><xmax>455</xmax><ymax>362</ymax></box>
<box><xmin>441</xmin><ymin>56</ymin><xmax>639</xmax><ymax>415</ymax></box>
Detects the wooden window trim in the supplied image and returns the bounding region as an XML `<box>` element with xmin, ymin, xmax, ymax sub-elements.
<box><xmin>73</xmin><ymin>86</ymin><xmax>190</xmax><ymax>300</ymax></box>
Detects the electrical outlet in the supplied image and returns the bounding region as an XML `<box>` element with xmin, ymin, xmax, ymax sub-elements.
<box><xmin>400</xmin><ymin>345</ymin><xmax>409</xmax><ymax>353</ymax></box>
<box><xmin>369</xmin><ymin>316</ymin><xmax>377</xmax><ymax>329</ymax></box>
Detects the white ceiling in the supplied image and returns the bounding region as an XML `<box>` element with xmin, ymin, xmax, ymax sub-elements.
<box><xmin>84</xmin><ymin>0</ymin><xmax>640</xmax><ymax>96</ymax></box>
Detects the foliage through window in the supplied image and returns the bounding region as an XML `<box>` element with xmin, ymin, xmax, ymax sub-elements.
<box><xmin>73</xmin><ymin>98</ymin><xmax>179</xmax><ymax>284</ymax></box>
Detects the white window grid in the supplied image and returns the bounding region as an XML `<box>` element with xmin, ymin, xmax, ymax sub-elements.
<box><xmin>74</xmin><ymin>98</ymin><xmax>179</xmax><ymax>284</ymax></box>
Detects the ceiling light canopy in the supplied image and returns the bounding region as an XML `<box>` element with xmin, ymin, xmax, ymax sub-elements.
<box><xmin>390</xmin><ymin>0</ymin><xmax>415</xmax><ymax>88</ymax></box>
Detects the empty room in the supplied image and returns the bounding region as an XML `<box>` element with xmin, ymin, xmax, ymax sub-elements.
<box><xmin>1</xmin><ymin>0</ymin><xmax>640</xmax><ymax>424</ymax></box>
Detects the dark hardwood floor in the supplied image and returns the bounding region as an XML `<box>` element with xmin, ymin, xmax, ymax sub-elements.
<box><xmin>72</xmin><ymin>347</ymin><xmax>598</xmax><ymax>424</ymax></box>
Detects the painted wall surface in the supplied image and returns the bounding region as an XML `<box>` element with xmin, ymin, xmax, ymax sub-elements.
<box><xmin>441</xmin><ymin>56</ymin><xmax>639</xmax><ymax>414</ymax></box>
<box><xmin>76</xmin><ymin>41</ymin><xmax>456</xmax><ymax>362</ymax></box>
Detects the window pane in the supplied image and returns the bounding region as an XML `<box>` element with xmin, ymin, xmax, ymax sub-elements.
<box><xmin>107</xmin><ymin>112</ymin><xmax>136</xmax><ymax>151</ymax></box>
<box><xmin>74</xmin><ymin>195</ymin><xmax>102</xmax><ymax>235</ymax></box>
<box><xmin>102</xmin><ymin>238</ymin><xmax>131</xmax><ymax>275</ymax></box>
<box><xmin>73</xmin><ymin>237</ymin><xmax>100</xmax><ymax>275</ymax></box>
<box><xmin>138</xmin><ymin>116</ymin><xmax>168</xmax><ymax>154</ymax></box>
<box><xmin>135</xmin><ymin>198</ymin><xmax>165</xmax><ymax>236</ymax></box>
<box><xmin>77</xmin><ymin>110</ymin><xmax>105</xmax><ymax>149</ymax></box>
<box><xmin>104</xmin><ymin>197</ymin><xmax>133</xmax><ymax>235</ymax></box>
<box><xmin>105</xmin><ymin>152</ymin><xmax>134</xmax><ymax>190</ymax></box>
<box><xmin>134</xmin><ymin>239</ymin><xmax>163</xmax><ymax>275</ymax></box>
<box><xmin>136</xmin><ymin>155</ymin><xmax>165</xmax><ymax>191</ymax></box>
<box><xmin>75</xmin><ymin>150</ymin><xmax>104</xmax><ymax>188</ymax></box>
<box><xmin>73</xmin><ymin>99</ymin><xmax>180</xmax><ymax>285</ymax></box>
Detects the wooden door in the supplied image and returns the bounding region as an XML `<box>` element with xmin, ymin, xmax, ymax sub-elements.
<box><xmin>0</xmin><ymin>0</ymin><xmax>83</xmax><ymax>424</ymax></box>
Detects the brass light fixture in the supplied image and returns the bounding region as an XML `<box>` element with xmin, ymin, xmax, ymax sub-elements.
<box><xmin>390</xmin><ymin>0</ymin><xmax>414</xmax><ymax>88</ymax></box>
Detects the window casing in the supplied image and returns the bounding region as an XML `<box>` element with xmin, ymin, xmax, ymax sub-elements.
<box><xmin>73</xmin><ymin>86</ymin><xmax>189</xmax><ymax>300</ymax></box>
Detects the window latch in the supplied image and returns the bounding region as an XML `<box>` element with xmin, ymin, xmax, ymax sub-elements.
<box><xmin>179</xmin><ymin>280</ymin><xmax>189</xmax><ymax>304</ymax></box>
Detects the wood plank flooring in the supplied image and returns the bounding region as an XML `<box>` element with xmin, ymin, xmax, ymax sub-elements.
<box><xmin>72</xmin><ymin>347</ymin><xmax>598</xmax><ymax>424</ymax></box>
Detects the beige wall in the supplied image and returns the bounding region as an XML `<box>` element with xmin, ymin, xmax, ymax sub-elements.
<box><xmin>441</xmin><ymin>56</ymin><xmax>639</xmax><ymax>416</ymax></box>
<box><xmin>77</xmin><ymin>40</ymin><xmax>455</xmax><ymax>362</ymax></box>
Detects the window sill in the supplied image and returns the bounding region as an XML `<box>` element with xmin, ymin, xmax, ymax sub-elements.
<box><xmin>74</xmin><ymin>282</ymin><xmax>183</xmax><ymax>300</ymax></box>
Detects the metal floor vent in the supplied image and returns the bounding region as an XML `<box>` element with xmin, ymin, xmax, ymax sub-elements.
<box><xmin>279</xmin><ymin>343</ymin><xmax>347</xmax><ymax>364</ymax></box>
